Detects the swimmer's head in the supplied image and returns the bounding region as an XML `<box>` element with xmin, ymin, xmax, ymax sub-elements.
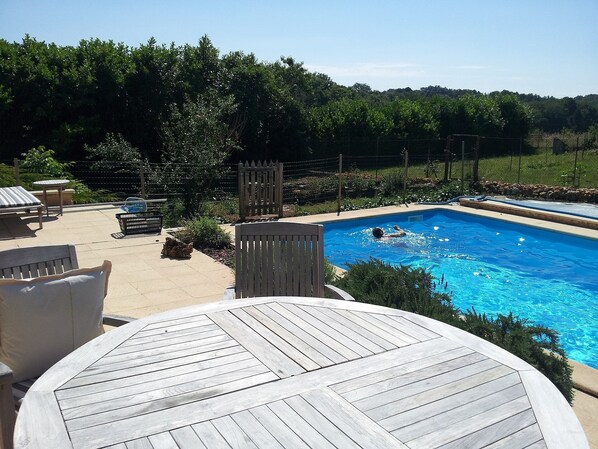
<box><xmin>372</xmin><ymin>227</ymin><xmax>384</xmax><ymax>238</ymax></box>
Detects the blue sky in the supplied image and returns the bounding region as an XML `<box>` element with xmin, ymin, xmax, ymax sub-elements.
<box><xmin>1</xmin><ymin>0</ymin><xmax>597</xmax><ymax>97</ymax></box>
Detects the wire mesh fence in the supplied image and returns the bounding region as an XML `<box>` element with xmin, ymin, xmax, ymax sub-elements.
<box><xmin>3</xmin><ymin>133</ymin><xmax>596</xmax><ymax>214</ymax></box>
<box><xmin>478</xmin><ymin>133</ymin><xmax>598</xmax><ymax>188</ymax></box>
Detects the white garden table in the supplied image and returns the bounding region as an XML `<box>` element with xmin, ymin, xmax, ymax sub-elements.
<box><xmin>14</xmin><ymin>297</ymin><xmax>588</xmax><ymax>449</ymax></box>
<box><xmin>32</xmin><ymin>179</ymin><xmax>69</xmax><ymax>216</ymax></box>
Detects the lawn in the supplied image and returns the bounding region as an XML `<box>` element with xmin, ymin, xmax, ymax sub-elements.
<box><xmin>477</xmin><ymin>149</ymin><xmax>598</xmax><ymax>187</ymax></box>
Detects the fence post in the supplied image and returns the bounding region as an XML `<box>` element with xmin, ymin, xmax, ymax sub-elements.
<box><xmin>443</xmin><ymin>136</ymin><xmax>451</xmax><ymax>181</ymax></box>
<box><xmin>238</xmin><ymin>162</ymin><xmax>245</xmax><ymax>221</ymax></box>
<box><xmin>460</xmin><ymin>141</ymin><xmax>465</xmax><ymax>194</ymax></box>
<box><xmin>139</xmin><ymin>163</ymin><xmax>146</xmax><ymax>198</ymax></box>
<box><xmin>573</xmin><ymin>136</ymin><xmax>579</xmax><ymax>187</ymax></box>
<box><xmin>277</xmin><ymin>162</ymin><xmax>284</xmax><ymax>218</ymax></box>
<box><xmin>337</xmin><ymin>154</ymin><xmax>343</xmax><ymax>216</ymax></box>
<box><xmin>517</xmin><ymin>138</ymin><xmax>522</xmax><ymax>184</ymax></box>
<box><xmin>403</xmin><ymin>148</ymin><xmax>408</xmax><ymax>197</ymax></box>
<box><xmin>13</xmin><ymin>158</ymin><xmax>20</xmax><ymax>186</ymax></box>
<box><xmin>375</xmin><ymin>137</ymin><xmax>380</xmax><ymax>180</ymax></box>
<box><xmin>472</xmin><ymin>135</ymin><xmax>480</xmax><ymax>184</ymax></box>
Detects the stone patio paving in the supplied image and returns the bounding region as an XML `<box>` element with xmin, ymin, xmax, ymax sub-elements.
<box><xmin>0</xmin><ymin>204</ymin><xmax>233</xmax><ymax>318</ymax></box>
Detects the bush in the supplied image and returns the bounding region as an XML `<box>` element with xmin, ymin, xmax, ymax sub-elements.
<box><xmin>15</xmin><ymin>146</ymin><xmax>115</xmax><ymax>204</ymax></box>
<box><xmin>201</xmin><ymin>198</ymin><xmax>239</xmax><ymax>224</ymax></box>
<box><xmin>161</xmin><ymin>198</ymin><xmax>186</xmax><ymax>228</ymax></box>
<box><xmin>334</xmin><ymin>258</ymin><xmax>460</xmax><ymax>324</ymax></box>
<box><xmin>70</xmin><ymin>181</ymin><xmax>116</xmax><ymax>204</ymax></box>
<box><xmin>379</xmin><ymin>170</ymin><xmax>404</xmax><ymax>196</ymax></box>
<box><xmin>324</xmin><ymin>258</ymin><xmax>338</xmax><ymax>284</ymax></box>
<box><xmin>20</xmin><ymin>146</ymin><xmax>73</xmax><ymax>178</ymax></box>
<box><xmin>0</xmin><ymin>163</ymin><xmax>16</xmax><ymax>187</ymax></box>
<box><xmin>333</xmin><ymin>258</ymin><xmax>574</xmax><ymax>403</ymax></box>
<box><xmin>175</xmin><ymin>217</ymin><xmax>231</xmax><ymax>250</ymax></box>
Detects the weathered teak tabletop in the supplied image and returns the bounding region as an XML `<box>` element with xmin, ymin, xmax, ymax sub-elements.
<box><xmin>15</xmin><ymin>297</ymin><xmax>588</xmax><ymax>449</ymax></box>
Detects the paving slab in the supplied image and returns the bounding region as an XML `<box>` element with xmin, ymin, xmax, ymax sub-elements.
<box><xmin>0</xmin><ymin>204</ymin><xmax>234</xmax><ymax>318</ymax></box>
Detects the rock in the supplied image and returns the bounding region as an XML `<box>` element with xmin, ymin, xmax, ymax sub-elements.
<box><xmin>479</xmin><ymin>180</ymin><xmax>598</xmax><ymax>203</ymax></box>
<box><xmin>162</xmin><ymin>237</ymin><xmax>193</xmax><ymax>259</ymax></box>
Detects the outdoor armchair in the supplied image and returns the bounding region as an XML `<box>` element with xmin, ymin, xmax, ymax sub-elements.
<box><xmin>0</xmin><ymin>244</ymin><xmax>133</xmax><ymax>449</ymax></box>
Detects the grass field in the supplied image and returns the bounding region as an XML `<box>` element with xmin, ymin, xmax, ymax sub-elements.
<box><xmin>288</xmin><ymin>148</ymin><xmax>598</xmax><ymax>216</ymax></box>
<box><xmin>477</xmin><ymin>149</ymin><xmax>598</xmax><ymax>187</ymax></box>
<box><xmin>377</xmin><ymin>148</ymin><xmax>598</xmax><ymax>188</ymax></box>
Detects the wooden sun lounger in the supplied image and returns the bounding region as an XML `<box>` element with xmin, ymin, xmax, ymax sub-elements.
<box><xmin>0</xmin><ymin>186</ymin><xmax>44</xmax><ymax>229</ymax></box>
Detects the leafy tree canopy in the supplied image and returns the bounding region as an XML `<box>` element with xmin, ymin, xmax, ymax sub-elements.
<box><xmin>0</xmin><ymin>35</ymin><xmax>594</xmax><ymax>163</ymax></box>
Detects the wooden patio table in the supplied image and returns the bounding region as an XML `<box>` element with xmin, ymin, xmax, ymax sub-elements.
<box><xmin>14</xmin><ymin>297</ymin><xmax>588</xmax><ymax>449</ymax></box>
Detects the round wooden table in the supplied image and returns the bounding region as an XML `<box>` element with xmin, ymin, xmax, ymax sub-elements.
<box><xmin>14</xmin><ymin>297</ymin><xmax>589</xmax><ymax>448</ymax></box>
<box><xmin>32</xmin><ymin>179</ymin><xmax>69</xmax><ymax>216</ymax></box>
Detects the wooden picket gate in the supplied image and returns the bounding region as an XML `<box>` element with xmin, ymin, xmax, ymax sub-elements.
<box><xmin>238</xmin><ymin>161</ymin><xmax>284</xmax><ymax>221</ymax></box>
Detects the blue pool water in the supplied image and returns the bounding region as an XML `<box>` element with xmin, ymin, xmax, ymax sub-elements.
<box><xmin>323</xmin><ymin>209</ymin><xmax>598</xmax><ymax>368</ymax></box>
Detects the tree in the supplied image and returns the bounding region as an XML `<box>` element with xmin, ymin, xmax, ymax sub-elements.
<box><xmin>384</xmin><ymin>99</ymin><xmax>439</xmax><ymax>138</ymax></box>
<box><xmin>124</xmin><ymin>39</ymin><xmax>179</xmax><ymax>160</ymax></box>
<box><xmin>458</xmin><ymin>94</ymin><xmax>505</xmax><ymax>136</ymax></box>
<box><xmin>157</xmin><ymin>93</ymin><xmax>240</xmax><ymax>215</ymax></box>
<box><xmin>221</xmin><ymin>51</ymin><xmax>279</xmax><ymax>160</ymax></box>
<box><xmin>494</xmin><ymin>93</ymin><xmax>534</xmax><ymax>138</ymax></box>
<box><xmin>309</xmin><ymin>98</ymin><xmax>392</xmax><ymax>140</ymax></box>
<box><xmin>177</xmin><ymin>35</ymin><xmax>222</xmax><ymax>98</ymax></box>
<box><xmin>307</xmin><ymin>99</ymin><xmax>393</xmax><ymax>156</ymax></box>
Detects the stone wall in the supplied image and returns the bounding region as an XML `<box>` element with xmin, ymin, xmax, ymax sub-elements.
<box><xmin>31</xmin><ymin>189</ymin><xmax>75</xmax><ymax>206</ymax></box>
<box><xmin>480</xmin><ymin>181</ymin><xmax>598</xmax><ymax>203</ymax></box>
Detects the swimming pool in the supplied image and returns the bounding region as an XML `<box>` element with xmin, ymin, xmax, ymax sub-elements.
<box><xmin>323</xmin><ymin>209</ymin><xmax>598</xmax><ymax>369</ymax></box>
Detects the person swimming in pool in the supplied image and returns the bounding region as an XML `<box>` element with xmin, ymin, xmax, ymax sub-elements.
<box><xmin>372</xmin><ymin>225</ymin><xmax>406</xmax><ymax>239</ymax></box>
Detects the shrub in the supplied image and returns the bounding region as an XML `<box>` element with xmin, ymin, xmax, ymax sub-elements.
<box><xmin>20</xmin><ymin>146</ymin><xmax>73</xmax><ymax>178</ymax></box>
<box><xmin>324</xmin><ymin>258</ymin><xmax>338</xmax><ymax>284</ymax></box>
<box><xmin>379</xmin><ymin>170</ymin><xmax>404</xmax><ymax>196</ymax></box>
<box><xmin>201</xmin><ymin>198</ymin><xmax>239</xmax><ymax>224</ymax></box>
<box><xmin>333</xmin><ymin>258</ymin><xmax>574</xmax><ymax>403</ymax></box>
<box><xmin>175</xmin><ymin>217</ymin><xmax>231</xmax><ymax>250</ymax></box>
<box><xmin>346</xmin><ymin>168</ymin><xmax>376</xmax><ymax>194</ymax></box>
<box><xmin>0</xmin><ymin>163</ymin><xmax>16</xmax><ymax>187</ymax></box>
<box><xmin>334</xmin><ymin>258</ymin><xmax>460</xmax><ymax>324</ymax></box>
<box><xmin>16</xmin><ymin>146</ymin><xmax>114</xmax><ymax>204</ymax></box>
<box><xmin>70</xmin><ymin>181</ymin><xmax>116</xmax><ymax>204</ymax></box>
<box><xmin>161</xmin><ymin>198</ymin><xmax>186</xmax><ymax>228</ymax></box>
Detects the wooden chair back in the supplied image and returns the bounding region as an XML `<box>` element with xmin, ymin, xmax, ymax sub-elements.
<box><xmin>0</xmin><ymin>245</ymin><xmax>79</xmax><ymax>279</ymax></box>
<box><xmin>235</xmin><ymin>222</ymin><xmax>325</xmax><ymax>299</ymax></box>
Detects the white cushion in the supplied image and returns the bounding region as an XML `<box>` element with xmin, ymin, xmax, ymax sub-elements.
<box><xmin>0</xmin><ymin>261</ymin><xmax>111</xmax><ymax>382</ymax></box>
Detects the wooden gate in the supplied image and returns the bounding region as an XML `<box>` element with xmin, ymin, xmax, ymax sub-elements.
<box><xmin>238</xmin><ymin>161</ymin><xmax>283</xmax><ymax>221</ymax></box>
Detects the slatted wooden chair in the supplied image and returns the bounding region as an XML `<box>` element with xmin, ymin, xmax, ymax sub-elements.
<box><xmin>0</xmin><ymin>244</ymin><xmax>79</xmax><ymax>279</ymax></box>
<box><xmin>0</xmin><ymin>245</ymin><xmax>132</xmax><ymax>449</ymax></box>
<box><xmin>225</xmin><ymin>222</ymin><xmax>355</xmax><ymax>301</ymax></box>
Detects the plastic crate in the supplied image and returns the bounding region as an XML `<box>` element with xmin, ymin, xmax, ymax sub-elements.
<box><xmin>116</xmin><ymin>211</ymin><xmax>163</xmax><ymax>235</ymax></box>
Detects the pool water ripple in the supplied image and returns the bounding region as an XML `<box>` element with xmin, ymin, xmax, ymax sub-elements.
<box><xmin>323</xmin><ymin>210</ymin><xmax>598</xmax><ymax>368</ymax></box>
